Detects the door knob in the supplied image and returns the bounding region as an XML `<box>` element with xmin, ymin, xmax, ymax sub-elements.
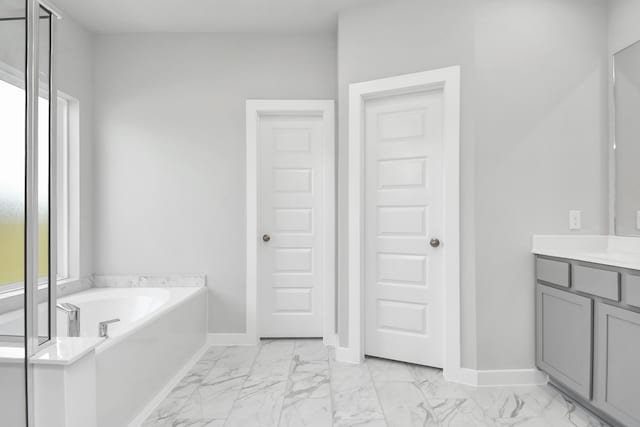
<box><xmin>429</xmin><ymin>238</ymin><xmax>441</xmax><ymax>248</ymax></box>
<box><xmin>262</xmin><ymin>234</ymin><xmax>271</xmax><ymax>242</ymax></box>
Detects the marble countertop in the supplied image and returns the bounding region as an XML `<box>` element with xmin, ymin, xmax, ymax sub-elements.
<box><xmin>532</xmin><ymin>235</ymin><xmax>640</xmax><ymax>271</ymax></box>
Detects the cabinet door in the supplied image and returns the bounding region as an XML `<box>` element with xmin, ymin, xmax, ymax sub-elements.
<box><xmin>536</xmin><ymin>284</ymin><xmax>593</xmax><ymax>399</ymax></box>
<box><xmin>594</xmin><ymin>303</ymin><xmax>640</xmax><ymax>426</ymax></box>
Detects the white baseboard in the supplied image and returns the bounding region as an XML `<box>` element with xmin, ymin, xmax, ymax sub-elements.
<box><xmin>207</xmin><ymin>333</ymin><xmax>258</xmax><ymax>346</ymax></box>
<box><xmin>444</xmin><ymin>367</ymin><xmax>479</xmax><ymax>386</ymax></box>
<box><xmin>445</xmin><ymin>367</ymin><xmax>548</xmax><ymax>387</ymax></box>
<box><xmin>334</xmin><ymin>345</ymin><xmax>361</xmax><ymax>364</ymax></box>
<box><xmin>128</xmin><ymin>343</ymin><xmax>208</xmax><ymax>427</ymax></box>
<box><xmin>475</xmin><ymin>368</ymin><xmax>548</xmax><ymax>387</ymax></box>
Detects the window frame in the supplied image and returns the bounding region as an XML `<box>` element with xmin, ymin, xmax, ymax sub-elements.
<box><xmin>0</xmin><ymin>62</ymin><xmax>72</xmax><ymax>294</ymax></box>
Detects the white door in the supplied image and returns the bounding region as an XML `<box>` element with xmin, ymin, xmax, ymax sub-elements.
<box><xmin>258</xmin><ymin>114</ymin><xmax>325</xmax><ymax>337</ymax></box>
<box><xmin>364</xmin><ymin>89</ymin><xmax>444</xmax><ymax>367</ymax></box>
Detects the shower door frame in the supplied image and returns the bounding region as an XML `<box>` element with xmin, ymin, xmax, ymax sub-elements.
<box><xmin>22</xmin><ymin>0</ymin><xmax>61</xmax><ymax>425</ymax></box>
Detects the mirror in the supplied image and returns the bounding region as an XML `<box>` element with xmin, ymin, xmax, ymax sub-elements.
<box><xmin>614</xmin><ymin>40</ymin><xmax>640</xmax><ymax>236</ymax></box>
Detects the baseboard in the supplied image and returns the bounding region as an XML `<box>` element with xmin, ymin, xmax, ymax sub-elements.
<box><xmin>207</xmin><ymin>333</ymin><xmax>258</xmax><ymax>346</ymax></box>
<box><xmin>128</xmin><ymin>343</ymin><xmax>208</xmax><ymax>427</ymax></box>
<box><xmin>443</xmin><ymin>367</ymin><xmax>479</xmax><ymax>386</ymax></box>
<box><xmin>445</xmin><ymin>367</ymin><xmax>548</xmax><ymax>387</ymax></box>
<box><xmin>334</xmin><ymin>345</ymin><xmax>361</xmax><ymax>364</ymax></box>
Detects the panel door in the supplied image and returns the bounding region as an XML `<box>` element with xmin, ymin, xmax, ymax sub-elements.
<box><xmin>364</xmin><ymin>89</ymin><xmax>445</xmax><ymax>367</ymax></box>
<box><xmin>536</xmin><ymin>284</ymin><xmax>593</xmax><ymax>400</ymax></box>
<box><xmin>258</xmin><ymin>114</ymin><xmax>324</xmax><ymax>337</ymax></box>
<box><xmin>594</xmin><ymin>303</ymin><xmax>640</xmax><ymax>426</ymax></box>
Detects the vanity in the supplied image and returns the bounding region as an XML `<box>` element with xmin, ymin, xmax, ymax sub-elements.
<box><xmin>533</xmin><ymin>235</ymin><xmax>640</xmax><ymax>427</ymax></box>
<box><xmin>530</xmin><ymin>34</ymin><xmax>640</xmax><ymax>427</ymax></box>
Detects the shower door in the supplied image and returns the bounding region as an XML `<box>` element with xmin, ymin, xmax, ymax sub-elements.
<box><xmin>0</xmin><ymin>1</ymin><xmax>29</xmax><ymax>425</ymax></box>
<box><xmin>0</xmin><ymin>0</ymin><xmax>56</xmax><ymax>425</ymax></box>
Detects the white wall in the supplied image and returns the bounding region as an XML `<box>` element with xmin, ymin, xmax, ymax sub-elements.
<box><xmin>337</xmin><ymin>0</ymin><xmax>609</xmax><ymax>370</ymax></box>
<box><xmin>92</xmin><ymin>33</ymin><xmax>337</xmax><ymax>333</ymax></box>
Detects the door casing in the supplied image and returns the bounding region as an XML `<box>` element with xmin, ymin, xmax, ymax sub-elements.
<box><xmin>338</xmin><ymin>67</ymin><xmax>462</xmax><ymax>381</ymax></box>
<box><xmin>246</xmin><ymin>99</ymin><xmax>336</xmax><ymax>345</ymax></box>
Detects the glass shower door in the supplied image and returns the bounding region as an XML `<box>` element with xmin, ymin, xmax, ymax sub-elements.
<box><xmin>0</xmin><ymin>0</ymin><xmax>28</xmax><ymax>425</ymax></box>
<box><xmin>0</xmin><ymin>1</ymin><xmax>56</xmax><ymax>425</ymax></box>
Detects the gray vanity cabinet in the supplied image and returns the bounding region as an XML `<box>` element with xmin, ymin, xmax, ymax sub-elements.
<box><xmin>594</xmin><ymin>303</ymin><xmax>640</xmax><ymax>426</ymax></box>
<box><xmin>536</xmin><ymin>284</ymin><xmax>593</xmax><ymax>399</ymax></box>
<box><xmin>535</xmin><ymin>255</ymin><xmax>640</xmax><ymax>427</ymax></box>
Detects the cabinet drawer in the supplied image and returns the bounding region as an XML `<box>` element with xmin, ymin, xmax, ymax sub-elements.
<box><xmin>536</xmin><ymin>258</ymin><xmax>570</xmax><ymax>287</ymax></box>
<box><xmin>573</xmin><ymin>265</ymin><xmax>620</xmax><ymax>301</ymax></box>
<box><xmin>622</xmin><ymin>273</ymin><xmax>640</xmax><ymax>308</ymax></box>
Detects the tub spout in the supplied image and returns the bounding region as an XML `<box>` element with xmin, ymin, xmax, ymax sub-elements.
<box><xmin>99</xmin><ymin>318</ymin><xmax>120</xmax><ymax>338</ymax></box>
<box><xmin>56</xmin><ymin>302</ymin><xmax>81</xmax><ymax>337</ymax></box>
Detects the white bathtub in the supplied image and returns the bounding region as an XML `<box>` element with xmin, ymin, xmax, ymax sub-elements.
<box><xmin>0</xmin><ymin>286</ymin><xmax>207</xmax><ymax>426</ymax></box>
<box><xmin>78</xmin><ymin>287</ymin><xmax>207</xmax><ymax>427</ymax></box>
<box><xmin>29</xmin><ymin>287</ymin><xmax>207</xmax><ymax>427</ymax></box>
<box><xmin>57</xmin><ymin>287</ymin><xmax>194</xmax><ymax>341</ymax></box>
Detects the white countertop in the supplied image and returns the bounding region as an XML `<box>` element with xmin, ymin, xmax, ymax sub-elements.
<box><xmin>532</xmin><ymin>235</ymin><xmax>640</xmax><ymax>271</ymax></box>
<box><xmin>0</xmin><ymin>337</ymin><xmax>104</xmax><ymax>366</ymax></box>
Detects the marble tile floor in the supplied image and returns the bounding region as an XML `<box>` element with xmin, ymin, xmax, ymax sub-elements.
<box><xmin>142</xmin><ymin>339</ymin><xmax>608</xmax><ymax>427</ymax></box>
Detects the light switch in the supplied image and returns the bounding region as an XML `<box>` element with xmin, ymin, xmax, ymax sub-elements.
<box><xmin>569</xmin><ymin>210</ymin><xmax>581</xmax><ymax>230</ymax></box>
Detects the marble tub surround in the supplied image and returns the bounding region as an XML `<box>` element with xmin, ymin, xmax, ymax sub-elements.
<box><xmin>532</xmin><ymin>235</ymin><xmax>640</xmax><ymax>270</ymax></box>
<box><xmin>142</xmin><ymin>340</ymin><xmax>607</xmax><ymax>427</ymax></box>
<box><xmin>93</xmin><ymin>274</ymin><xmax>206</xmax><ymax>288</ymax></box>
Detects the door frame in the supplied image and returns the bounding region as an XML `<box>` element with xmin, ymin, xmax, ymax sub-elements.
<box><xmin>339</xmin><ymin>67</ymin><xmax>461</xmax><ymax>377</ymax></box>
<box><xmin>246</xmin><ymin>99</ymin><xmax>336</xmax><ymax>346</ymax></box>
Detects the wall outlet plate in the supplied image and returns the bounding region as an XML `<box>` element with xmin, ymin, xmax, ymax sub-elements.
<box><xmin>636</xmin><ymin>210</ymin><xmax>640</xmax><ymax>230</ymax></box>
<box><xmin>569</xmin><ymin>210</ymin><xmax>581</xmax><ymax>230</ymax></box>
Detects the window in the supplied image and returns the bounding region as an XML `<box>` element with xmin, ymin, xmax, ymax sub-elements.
<box><xmin>0</xmin><ymin>76</ymin><xmax>26</xmax><ymax>291</ymax></box>
<box><xmin>56</xmin><ymin>96</ymin><xmax>70</xmax><ymax>281</ymax></box>
<box><xmin>0</xmin><ymin>71</ymin><xmax>73</xmax><ymax>292</ymax></box>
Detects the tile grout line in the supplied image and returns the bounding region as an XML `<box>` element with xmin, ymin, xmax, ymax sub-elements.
<box><xmin>411</xmin><ymin>367</ymin><xmax>444</xmax><ymax>425</ymax></box>
<box><xmin>158</xmin><ymin>345</ymin><xmax>223</xmax><ymax>425</ymax></box>
<box><xmin>276</xmin><ymin>339</ymin><xmax>298</xmax><ymax>427</ymax></box>
<box><xmin>222</xmin><ymin>343</ymin><xmax>263</xmax><ymax>427</ymax></box>
<box><xmin>365</xmin><ymin>358</ymin><xmax>391</xmax><ymax>427</ymax></box>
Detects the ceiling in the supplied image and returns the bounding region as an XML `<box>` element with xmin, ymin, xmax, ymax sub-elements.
<box><xmin>53</xmin><ymin>0</ymin><xmax>378</xmax><ymax>33</ymax></box>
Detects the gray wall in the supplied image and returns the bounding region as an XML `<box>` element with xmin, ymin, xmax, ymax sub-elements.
<box><xmin>337</xmin><ymin>0</ymin><xmax>609</xmax><ymax>369</ymax></box>
<box><xmin>92</xmin><ymin>33</ymin><xmax>337</xmax><ymax>333</ymax></box>
<box><xmin>608</xmin><ymin>0</ymin><xmax>640</xmax><ymax>54</ymax></box>
<box><xmin>473</xmin><ymin>0</ymin><xmax>608</xmax><ymax>369</ymax></box>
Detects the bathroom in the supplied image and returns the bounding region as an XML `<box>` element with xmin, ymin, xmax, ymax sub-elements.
<box><xmin>0</xmin><ymin>0</ymin><xmax>639</xmax><ymax>425</ymax></box>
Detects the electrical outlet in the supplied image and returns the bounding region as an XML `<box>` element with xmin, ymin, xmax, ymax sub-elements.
<box><xmin>569</xmin><ymin>210</ymin><xmax>581</xmax><ymax>230</ymax></box>
<box><xmin>636</xmin><ymin>210</ymin><xmax>640</xmax><ymax>230</ymax></box>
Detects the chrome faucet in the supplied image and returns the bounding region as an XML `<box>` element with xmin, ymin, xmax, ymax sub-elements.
<box><xmin>98</xmin><ymin>319</ymin><xmax>120</xmax><ymax>338</ymax></box>
<box><xmin>56</xmin><ymin>302</ymin><xmax>81</xmax><ymax>337</ymax></box>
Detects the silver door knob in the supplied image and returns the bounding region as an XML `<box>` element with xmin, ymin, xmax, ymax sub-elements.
<box><xmin>429</xmin><ymin>238</ymin><xmax>441</xmax><ymax>248</ymax></box>
<box><xmin>262</xmin><ymin>234</ymin><xmax>271</xmax><ymax>242</ymax></box>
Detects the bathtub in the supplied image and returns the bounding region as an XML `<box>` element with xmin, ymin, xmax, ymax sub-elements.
<box><xmin>24</xmin><ymin>286</ymin><xmax>207</xmax><ymax>427</ymax></box>
<box><xmin>67</xmin><ymin>287</ymin><xmax>207</xmax><ymax>427</ymax></box>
